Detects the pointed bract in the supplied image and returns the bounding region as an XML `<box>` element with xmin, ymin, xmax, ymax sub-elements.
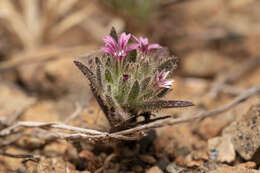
<box><xmin>155</xmin><ymin>70</ymin><xmax>174</xmax><ymax>89</ymax></box>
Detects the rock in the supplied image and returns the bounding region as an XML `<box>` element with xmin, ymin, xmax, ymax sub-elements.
<box><xmin>22</xmin><ymin>101</ymin><xmax>60</xmax><ymax>122</ymax></box>
<box><xmin>208</xmin><ymin>135</ymin><xmax>236</xmax><ymax>163</ymax></box>
<box><xmin>0</xmin><ymin>82</ymin><xmax>36</xmax><ymax>119</ymax></box>
<box><xmin>155</xmin><ymin>125</ymin><xmax>206</xmax><ymax>159</ymax></box>
<box><xmin>210</xmin><ymin>164</ymin><xmax>260</xmax><ymax>173</ymax></box>
<box><xmin>182</xmin><ymin>50</ymin><xmax>233</xmax><ymax>77</ymax></box>
<box><xmin>132</xmin><ymin>165</ymin><xmax>143</xmax><ymax>172</ymax></box>
<box><xmin>79</xmin><ymin>150</ymin><xmax>101</xmax><ymax>172</ymax></box>
<box><xmin>25</xmin><ymin>157</ymin><xmax>79</xmax><ymax>173</ymax></box>
<box><xmin>146</xmin><ymin>166</ymin><xmax>163</xmax><ymax>173</ymax></box>
<box><xmin>43</xmin><ymin>141</ymin><xmax>70</xmax><ymax>157</ymax></box>
<box><xmin>223</xmin><ymin>104</ymin><xmax>260</xmax><ymax>160</ymax></box>
<box><xmin>166</xmin><ymin>163</ymin><xmax>185</xmax><ymax>173</ymax></box>
<box><xmin>199</xmin><ymin>116</ymin><xmax>233</xmax><ymax>139</ymax></box>
<box><xmin>139</xmin><ymin>155</ymin><xmax>157</xmax><ymax>164</ymax></box>
<box><xmin>237</xmin><ymin>161</ymin><xmax>256</xmax><ymax>169</ymax></box>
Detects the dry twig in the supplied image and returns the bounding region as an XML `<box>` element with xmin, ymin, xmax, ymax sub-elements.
<box><xmin>0</xmin><ymin>45</ymin><xmax>95</xmax><ymax>73</ymax></box>
<box><xmin>0</xmin><ymin>150</ymin><xmax>40</xmax><ymax>162</ymax></box>
<box><xmin>0</xmin><ymin>121</ymin><xmax>138</xmax><ymax>141</ymax></box>
<box><xmin>209</xmin><ymin>56</ymin><xmax>260</xmax><ymax>99</ymax></box>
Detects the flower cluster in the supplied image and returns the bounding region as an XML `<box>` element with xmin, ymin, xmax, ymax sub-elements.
<box><xmin>101</xmin><ymin>31</ymin><xmax>172</xmax><ymax>89</ymax></box>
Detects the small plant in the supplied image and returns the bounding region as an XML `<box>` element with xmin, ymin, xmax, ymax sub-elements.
<box><xmin>74</xmin><ymin>28</ymin><xmax>193</xmax><ymax>132</ymax></box>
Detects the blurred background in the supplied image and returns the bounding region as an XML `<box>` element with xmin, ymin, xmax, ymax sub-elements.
<box><xmin>0</xmin><ymin>0</ymin><xmax>260</xmax><ymax>171</ymax></box>
<box><xmin>1</xmin><ymin>0</ymin><xmax>260</xmax><ymax>134</ymax></box>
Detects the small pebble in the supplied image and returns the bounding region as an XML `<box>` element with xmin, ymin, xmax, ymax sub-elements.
<box><xmin>139</xmin><ymin>155</ymin><xmax>156</xmax><ymax>164</ymax></box>
<box><xmin>132</xmin><ymin>165</ymin><xmax>143</xmax><ymax>172</ymax></box>
<box><xmin>146</xmin><ymin>166</ymin><xmax>163</xmax><ymax>173</ymax></box>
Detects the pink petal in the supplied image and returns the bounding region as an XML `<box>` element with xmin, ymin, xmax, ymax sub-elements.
<box><xmin>127</xmin><ymin>43</ymin><xmax>139</xmax><ymax>51</ymax></box>
<box><xmin>101</xmin><ymin>46</ymin><xmax>113</xmax><ymax>54</ymax></box>
<box><xmin>119</xmin><ymin>32</ymin><xmax>131</xmax><ymax>50</ymax></box>
<box><xmin>148</xmin><ymin>44</ymin><xmax>162</xmax><ymax>50</ymax></box>
<box><xmin>103</xmin><ymin>36</ymin><xmax>118</xmax><ymax>51</ymax></box>
<box><xmin>140</xmin><ymin>37</ymin><xmax>148</xmax><ymax>45</ymax></box>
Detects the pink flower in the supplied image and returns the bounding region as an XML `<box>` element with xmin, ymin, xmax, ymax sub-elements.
<box><xmin>132</xmin><ymin>36</ymin><xmax>162</xmax><ymax>55</ymax></box>
<box><xmin>155</xmin><ymin>70</ymin><xmax>174</xmax><ymax>88</ymax></box>
<box><xmin>101</xmin><ymin>32</ymin><xmax>136</xmax><ymax>61</ymax></box>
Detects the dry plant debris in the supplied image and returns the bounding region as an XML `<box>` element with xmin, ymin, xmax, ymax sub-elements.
<box><xmin>0</xmin><ymin>0</ymin><xmax>97</xmax><ymax>50</ymax></box>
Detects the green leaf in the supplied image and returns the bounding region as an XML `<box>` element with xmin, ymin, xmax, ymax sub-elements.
<box><xmin>127</xmin><ymin>50</ymin><xmax>137</xmax><ymax>62</ymax></box>
<box><xmin>141</xmin><ymin>61</ymin><xmax>150</xmax><ymax>77</ymax></box>
<box><xmin>116</xmin><ymin>76</ymin><xmax>130</xmax><ymax>103</ymax></box>
<box><xmin>105</xmin><ymin>56</ymin><xmax>112</xmax><ymax>68</ymax></box>
<box><xmin>140</xmin><ymin>76</ymin><xmax>151</xmax><ymax>91</ymax></box>
<box><xmin>127</xmin><ymin>80</ymin><xmax>140</xmax><ymax>103</ymax></box>
<box><xmin>107</xmin><ymin>85</ymin><xmax>112</xmax><ymax>95</ymax></box>
<box><xmin>105</xmin><ymin>69</ymin><xmax>113</xmax><ymax>83</ymax></box>
<box><xmin>139</xmin><ymin>100</ymin><xmax>194</xmax><ymax>111</ymax></box>
<box><xmin>114</xmin><ymin>61</ymin><xmax>119</xmax><ymax>79</ymax></box>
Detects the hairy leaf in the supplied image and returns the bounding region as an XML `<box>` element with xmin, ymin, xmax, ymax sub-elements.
<box><xmin>116</xmin><ymin>76</ymin><xmax>130</xmax><ymax>103</ymax></box>
<box><xmin>105</xmin><ymin>56</ymin><xmax>112</xmax><ymax>68</ymax></box>
<box><xmin>127</xmin><ymin>80</ymin><xmax>140</xmax><ymax>103</ymax></box>
<box><xmin>155</xmin><ymin>88</ymin><xmax>172</xmax><ymax>98</ymax></box>
<box><xmin>157</xmin><ymin>57</ymin><xmax>178</xmax><ymax>72</ymax></box>
<box><xmin>140</xmin><ymin>76</ymin><xmax>151</xmax><ymax>91</ymax></box>
<box><xmin>95</xmin><ymin>57</ymin><xmax>102</xmax><ymax>88</ymax></box>
<box><xmin>105</xmin><ymin>95</ymin><xmax>116</xmax><ymax>107</ymax></box>
<box><xmin>139</xmin><ymin>100</ymin><xmax>194</xmax><ymax>110</ymax></box>
<box><xmin>105</xmin><ymin>69</ymin><xmax>113</xmax><ymax>83</ymax></box>
<box><xmin>107</xmin><ymin>85</ymin><xmax>112</xmax><ymax>95</ymax></box>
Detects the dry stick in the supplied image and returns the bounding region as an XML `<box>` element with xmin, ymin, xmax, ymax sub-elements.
<box><xmin>0</xmin><ymin>150</ymin><xmax>40</xmax><ymax>162</ymax></box>
<box><xmin>218</xmin><ymin>84</ymin><xmax>244</xmax><ymax>96</ymax></box>
<box><xmin>209</xmin><ymin>56</ymin><xmax>260</xmax><ymax>99</ymax></box>
<box><xmin>114</xmin><ymin>86</ymin><xmax>260</xmax><ymax>136</ymax></box>
<box><xmin>0</xmin><ymin>121</ymin><xmax>138</xmax><ymax>141</ymax></box>
<box><xmin>0</xmin><ymin>45</ymin><xmax>95</xmax><ymax>73</ymax></box>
